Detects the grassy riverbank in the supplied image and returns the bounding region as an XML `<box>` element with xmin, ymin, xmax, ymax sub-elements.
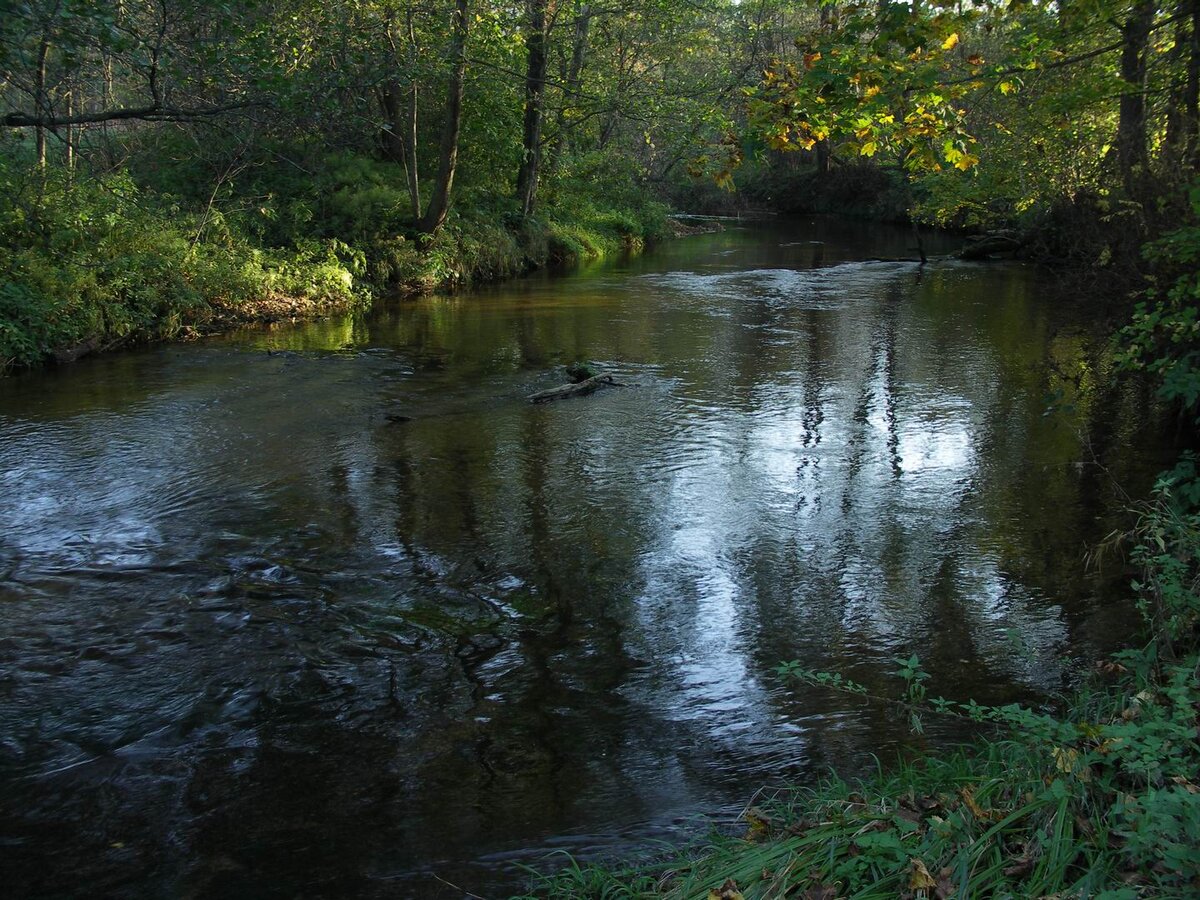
<box><xmin>0</xmin><ymin>150</ymin><xmax>670</xmax><ymax>374</ymax></box>
<box><xmin>525</xmin><ymin>480</ymin><xmax>1200</xmax><ymax>898</ymax></box>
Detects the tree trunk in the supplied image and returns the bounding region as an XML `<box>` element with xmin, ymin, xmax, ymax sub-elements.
<box><xmin>815</xmin><ymin>141</ymin><xmax>830</xmax><ymax>175</ymax></box>
<box><xmin>1117</xmin><ymin>0</ymin><xmax>1156</xmax><ymax>193</ymax></box>
<box><xmin>1188</xmin><ymin>0</ymin><xmax>1200</xmax><ymax>166</ymax></box>
<box><xmin>378</xmin><ymin>81</ymin><xmax>421</xmax><ymax>219</ymax></box>
<box><xmin>516</xmin><ymin>0</ymin><xmax>551</xmax><ymax>216</ymax></box>
<box><xmin>65</xmin><ymin>88</ymin><xmax>74</xmax><ymax>173</ymax></box>
<box><xmin>418</xmin><ymin>0</ymin><xmax>470</xmax><ymax>235</ymax></box>
<box><xmin>1165</xmin><ymin>3</ymin><xmax>1188</xmax><ymax>159</ymax></box>
<box><xmin>378</xmin><ymin>83</ymin><xmax>407</xmax><ymax>163</ymax></box>
<box><xmin>35</xmin><ymin>36</ymin><xmax>49</xmax><ymax>168</ymax></box>
<box><xmin>546</xmin><ymin>1</ymin><xmax>591</xmax><ymax>175</ymax></box>
<box><xmin>405</xmin><ymin>82</ymin><xmax>421</xmax><ymax>217</ymax></box>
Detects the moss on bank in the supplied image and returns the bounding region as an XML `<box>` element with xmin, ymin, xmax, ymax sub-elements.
<box><xmin>0</xmin><ymin>150</ymin><xmax>670</xmax><ymax>374</ymax></box>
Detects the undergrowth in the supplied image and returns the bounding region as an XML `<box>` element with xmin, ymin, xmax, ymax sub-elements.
<box><xmin>0</xmin><ymin>142</ymin><xmax>668</xmax><ymax>374</ymax></box>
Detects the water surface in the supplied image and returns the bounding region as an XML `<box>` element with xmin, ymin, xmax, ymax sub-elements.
<box><xmin>0</xmin><ymin>219</ymin><xmax>1166</xmax><ymax>896</ymax></box>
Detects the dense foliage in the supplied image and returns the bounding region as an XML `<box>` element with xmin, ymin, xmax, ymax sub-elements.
<box><xmin>3</xmin><ymin>0</ymin><xmax>1200</xmax><ymax>368</ymax></box>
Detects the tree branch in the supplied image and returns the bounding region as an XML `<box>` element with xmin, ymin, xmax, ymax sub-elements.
<box><xmin>2</xmin><ymin>100</ymin><xmax>265</xmax><ymax>128</ymax></box>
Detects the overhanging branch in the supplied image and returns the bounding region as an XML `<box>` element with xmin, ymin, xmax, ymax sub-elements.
<box><xmin>2</xmin><ymin>99</ymin><xmax>265</xmax><ymax>128</ymax></box>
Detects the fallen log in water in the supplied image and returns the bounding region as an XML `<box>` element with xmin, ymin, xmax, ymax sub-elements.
<box><xmin>528</xmin><ymin>373</ymin><xmax>623</xmax><ymax>404</ymax></box>
<box><xmin>959</xmin><ymin>230</ymin><xmax>1025</xmax><ymax>260</ymax></box>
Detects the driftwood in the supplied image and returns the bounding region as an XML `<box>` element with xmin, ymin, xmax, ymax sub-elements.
<box><xmin>528</xmin><ymin>374</ymin><xmax>623</xmax><ymax>403</ymax></box>
<box><xmin>52</xmin><ymin>336</ymin><xmax>101</xmax><ymax>365</ymax></box>
<box><xmin>959</xmin><ymin>230</ymin><xmax>1025</xmax><ymax>260</ymax></box>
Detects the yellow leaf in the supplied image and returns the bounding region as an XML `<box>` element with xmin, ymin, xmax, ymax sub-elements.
<box><xmin>707</xmin><ymin>879</ymin><xmax>745</xmax><ymax>900</ymax></box>
<box><xmin>999</xmin><ymin>81</ymin><xmax>1015</xmax><ymax>95</ymax></box>
<box><xmin>864</xmin><ymin>85</ymin><xmax>881</xmax><ymax>99</ymax></box>
<box><xmin>1052</xmin><ymin>746</ymin><xmax>1091</xmax><ymax>780</ymax></box>
<box><xmin>860</xmin><ymin>141</ymin><xmax>877</xmax><ymax>157</ymax></box>
<box><xmin>1171</xmin><ymin>775</ymin><xmax>1200</xmax><ymax>794</ymax></box>
<box><xmin>942</xmin><ymin>33</ymin><xmax>959</xmax><ymax>51</ymax></box>
<box><xmin>959</xmin><ymin>786</ymin><xmax>993</xmax><ymax>821</ymax></box>
<box><xmin>910</xmin><ymin>858</ymin><xmax>937</xmax><ymax>891</ymax></box>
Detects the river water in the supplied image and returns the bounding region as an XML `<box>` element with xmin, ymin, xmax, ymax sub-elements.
<box><xmin>0</xmin><ymin>219</ymin><xmax>1169</xmax><ymax>896</ymax></box>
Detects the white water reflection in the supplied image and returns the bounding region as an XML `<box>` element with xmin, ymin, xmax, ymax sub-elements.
<box><xmin>0</xmin><ymin>221</ymin><xmax>1160</xmax><ymax>897</ymax></box>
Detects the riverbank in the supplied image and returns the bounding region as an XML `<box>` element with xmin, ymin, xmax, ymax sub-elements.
<box><xmin>0</xmin><ymin>152</ymin><xmax>677</xmax><ymax>374</ymax></box>
<box><xmin>526</xmin><ymin>484</ymin><xmax>1200</xmax><ymax>899</ymax></box>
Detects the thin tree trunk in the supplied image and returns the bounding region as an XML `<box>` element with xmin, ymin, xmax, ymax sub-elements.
<box><xmin>814</xmin><ymin>2</ymin><xmax>837</xmax><ymax>177</ymax></box>
<box><xmin>379</xmin><ymin>81</ymin><xmax>420</xmax><ymax>217</ymax></box>
<box><xmin>405</xmin><ymin>82</ymin><xmax>421</xmax><ymax>218</ymax></box>
<box><xmin>35</xmin><ymin>36</ymin><xmax>49</xmax><ymax>168</ymax></box>
<box><xmin>65</xmin><ymin>88</ymin><xmax>74</xmax><ymax>172</ymax></box>
<box><xmin>418</xmin><ymin>0</ymin><xmax>470</xmax><ymax>235</ymax></box>
<box><xmin>403</xmin><ymin>7</ymin><xmax>421</xmax><ymax>219</ymax></box>
<box><xmin>516</xmin><ymin>0</ymin><xmax>551</xmax><ymax>216</ymax></box>
<box><xmin>547</xmin><ymin>1</ymin><xmax>590</xmax><ymax>175</ymax></box>
<box><xmin>1117</xmin><ymin>0</ymin><xmax>1156</xmax><ymax>193</ymax></box>
<box><xmin>1165</xmin><ymin>3</ymin><xmax>1188</xmax><ymax>158</ymax></box>
<box><xmin>1188</xmin><ymin>0</ymin><xmax>1200</xmax><ymax>165</ymax></box>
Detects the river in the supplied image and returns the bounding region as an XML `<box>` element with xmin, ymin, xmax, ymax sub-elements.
<box><xmin>0</xmin><ymin>218</ymin><xmax>1169</xmax><ymax>897</ymax></box>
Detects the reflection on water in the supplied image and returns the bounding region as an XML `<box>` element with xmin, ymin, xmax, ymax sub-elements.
<box><xmin>0</xmin><ymin>219</ymin><xmax>1168</xmax><ymax>896</ymax></box>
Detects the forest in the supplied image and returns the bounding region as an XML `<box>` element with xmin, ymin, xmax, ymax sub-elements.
<box><xmin>3</xmin><ymin>0</ymin><xmax>1200</xmax><ymax>897</ymax></box>
<box><xmin>2</xmin><ymin>0</ymin><xmax>1196</xmax><ymax>369</ymax></box>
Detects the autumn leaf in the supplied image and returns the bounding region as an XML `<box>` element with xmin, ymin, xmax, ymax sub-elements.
<box><xmin>1003</xmin><ymin>854</ymin><xmax>1036</xmax><ymax>878</ymax></box>
<box><xmin>1052</xmin><ymin>746</ymin><xmax>1090</xmax><ymax>781</ymax></box>
<box><xmin>1170</xmin><ymin>775</ymin><xmax>1200</xmax><ymax>794</ymax></box>
<box><xmin>966</xmin><ymin>54</ymin><xmax>984</xmax><ymax>66</ymax></box>
<box><xmin>743</xmin><ymin>806</ymin><xmax>777</xmax><ymax>841</ymax></box>
<box><xmin>941</xmin><ymin>33</ymin><xmax>959</xmax><ymax>51</ymax></box>
<box><xmin>959</xmin><ymin>786</ymin><xmax>994</xmax><ymax>821</ymax></box>
<box><xmin>801</xmin><ymin>885</ymin><xmax>839</xmax><ymax>900</ymax></box>
<box><xmin>707</xmin><ymin>878</ymin><xmax>744</xmax><ymax>900</ymax></box>
<box><xmin>910</xmin><ymin>858</ymin><xmax>937</xmax><ymax>891</ymax></box>
<box><xmin>804</xmin><ymin>52</ymin><xmax>822</xmax><ymax>70</ymax></box>
<box><xmin>935</xmin><ymin>867</ymin><xmax>956</xmax><ymax>898</ymax></box>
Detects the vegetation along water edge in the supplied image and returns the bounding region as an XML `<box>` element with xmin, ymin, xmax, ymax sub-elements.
<box><xmin>4</xmin><ymin>0</ymin><xmax>1200</xmax><ymax>894</ymax></box>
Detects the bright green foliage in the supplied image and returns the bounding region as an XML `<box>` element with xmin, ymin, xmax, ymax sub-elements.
<box><xmin>0</xmin><ymin>148</ymin><xmax>366</xmax><ymax>372</ymax></box>
<box><xmin>747</xmin><ymin>3</ymin><xmax>981</xmax><ymax>174</ymax></box>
